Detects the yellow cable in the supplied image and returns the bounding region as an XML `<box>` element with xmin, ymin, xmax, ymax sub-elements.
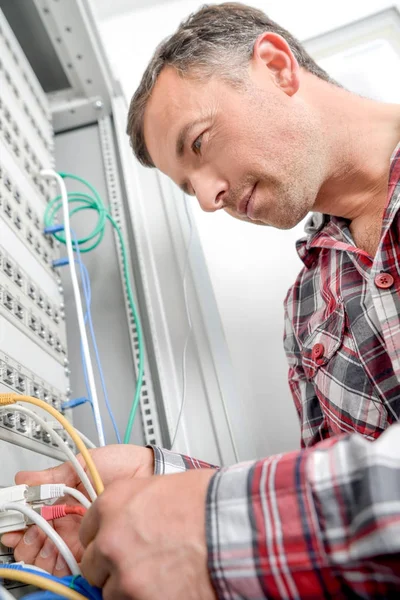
<box><xmin>0</xmin><ymin>394</ymin><xmax>104</xmax><ymax>495</ymax></box>
<box><xmin>0</xmin><ymin>569</ymin><xmax>87</xmax><ymax>600</ymax></box>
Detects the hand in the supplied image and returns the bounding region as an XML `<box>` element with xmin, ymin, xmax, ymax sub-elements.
<box><xmin>0</xmin><ymin>444</ymin><xmax>153</xmax><ymax>576</ymax></box>
<box><xmin>80</xmin><ymin>469</ymin><xmax>217</xmax><ymax>600</ymax></box>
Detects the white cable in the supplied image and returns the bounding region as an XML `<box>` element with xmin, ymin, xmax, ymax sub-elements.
<box><xmin>171</xmin><ymin>196</ymin><xmax>194</xmax><ymax>450</ymax></box>
<box><xmin>30</xmin><ymin>484</ymin><xmax>92</xmax><ymax>510</ymax></box>
<box><xmin>0</xmin><ymin>585</ymin><xmax>15</xmax><ymax>600</ymax></box>
<box><xmin>40</xmin><ymin>169</ymin><xmax>105</xmax><ymax>447</ymax></box>
<box><xmin>11</xmin><ymin>562</ymin><xmax>49</xmax><ymax>575</ymax></box>
<box><xmin>63</xmin><ymin>487</ymin><xmax>91</xmax><ymax>509</ymax></box>
<box><xmin>0</xmin><ymin>406</ymin><xmax>96</xmax><ymax>502</ymax></box>
<box><xmin>73</xmin><ymin>427</ymin><xmax>97</xmax><ymax>449</ymax></box>
<box><xmin>0</xmin><ymin>504</ymin><xmax>80</xmax><ymax>576</ymax></box>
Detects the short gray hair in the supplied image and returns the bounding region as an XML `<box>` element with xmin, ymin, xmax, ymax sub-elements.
<box><xmin>127</xmin><ymin>2</ymin><xmax>335</xmax><ymax>167</ymax></box>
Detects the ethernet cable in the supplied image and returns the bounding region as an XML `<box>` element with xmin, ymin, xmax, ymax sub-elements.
<box><xmin>27</xmin><ymin>484</ymin><xmax>91</xmax><ymax>510</ymax></box>
<box><xmin>73</xmin><ymin>428</ymin><xmax>96</xmax><ymax>450</ymax></box>
<box><xmin>43</xmin><ymin>172</ymin><xmax>145</xmax><ymax>443</ymax></box>
<box><xmin>0</xmin><ymin>405</ymin><xmax>96</xmax><ymax>502</ymax></box>
<box><xmin>62</xmin><ymin>488</ymin><xmax>91</xmax><ymax>510</ymax></box>
<box><xmin>0</xmin><ymin>394</ymin><xmax>104</xmax><ymax>496</ymax></box>
<box><xmin>53</xmin><ymin>239</ymin><xmax>120</xmax><ymax>444</ymax></box>
<box><xmin>39</xmin><ymin>505</ymin><xmax>86</xmax><ymax>520</ymax></box>
<box><xmin>0</xmin><ymin>567</ymin><xmax>102</xmax><ymax>600</ymax></box>
<box><xmin>40</xmin><ymin>170</ymin><xmax>105</xmax><ymax>448</ymax></box>
<box><xmin>74</xmin><ymin>241</ymin><xmax>121</xmax><ymax>443</ymax></box>
<box><xmin>0</xmin><ymin>584</ymin><xmax>14</xmax><ymax>600</ymax></box>
<box><xmin>0</xmin><ymin>504</ymin><xmax>80</xmax><ymax>575</ymax></box>
<box><xmin>6</xmin><ymin>563</ymin><xmax>49</xmax><ymax>575</ymax></box>
<box><xmin>0</xmin><ymin>569</ymin><xmax>87</xmax><ymax>600</ymax></box>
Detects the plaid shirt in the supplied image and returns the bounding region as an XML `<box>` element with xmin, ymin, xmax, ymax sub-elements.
<box><xmin>153</xmin><ymin>143</ymin><xmax>400</xmax><ymax>599</ymax></box>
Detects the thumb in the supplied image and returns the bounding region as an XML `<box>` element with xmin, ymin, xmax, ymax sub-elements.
<box><xmin>15</xmin><ymin>459</ymin><xmax>81</xmax><ymax>488</ymax></box>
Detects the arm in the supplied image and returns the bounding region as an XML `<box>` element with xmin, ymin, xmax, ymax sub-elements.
<box><xmin>207</xmin><ymin>422</ymin><xmax>400</xmax><ymax>599</ymax></box>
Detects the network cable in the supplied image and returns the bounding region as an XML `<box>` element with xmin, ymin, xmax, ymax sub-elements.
<box><xmin>0</xmin><ymin>505</ymin><xmax>80</xmax><ymax>576</ymax></box>
<box><xmin>53</xmin><ymin>234</ymin><xmax>121</xmax><ymax>444</ymax></box>
<box><xmin>74</xmin><ymin>239</ymin><xmax>121</xmax><ymax>444</ymax></box>
<box><xmin>0</xmin><ymin>394</ymin><xmax>104</xmax><ymax>495</ymax></box>
<box><xmin>40</xmin><ymin>170</ymin><xmax>105</xmax><ymax>448</ymax></box>
<box><xmin>73</xmin><ymin>428</ymin><xmax>96</xmax><ymax>450</ymax></box>
<box><xmin>0</xmin><ymin>568</ymin><xmax>87</xmax><ymax>600</ymax></box>
<box><xmin>43</xmin><ymin>172</ymin><xmax>145</xmax><ymax>443</ymax></box>
<box><xmin>0</xmin><ymin>584</ymin><xmax>15</xmax><ymax>600</ymax></box>
<box><xmin>0</xmin><ymin>405</ymin><xmax>96</xmax><ymax>501</ymax></box>
<box><xmin>0</xmin><ymin>566</ymin><xmax>102</xmax><ymax>600</ymax></box>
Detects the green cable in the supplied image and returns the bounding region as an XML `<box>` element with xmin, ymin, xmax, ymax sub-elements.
<box><xmin>45</xmin><ymin>172</ymin><xmax>145</xmax><ymax>443</ymax></box>
<box><xmin>69</xmin><ymin>575</ymin><xmax>80</xmax><ymax>590</ymax></box>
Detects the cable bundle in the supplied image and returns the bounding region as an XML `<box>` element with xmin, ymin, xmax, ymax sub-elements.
<box><xmin>42</xmin><ymin>171</ymin><xmax>144</xmax><ymax>444</ymax></box>
<box><xmin>0</xmin><ymin>566</ymin><xmax>101</xmax><ymax>599</ymax></box>
<box><xmin>0</xmin><ymin>393</ymin><xmax>105</xmax><ymax>599</ymax></box>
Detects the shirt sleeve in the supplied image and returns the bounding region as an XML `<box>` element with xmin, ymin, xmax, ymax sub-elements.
<box><xmin>149</xmin><ymin>445</ymin><xmax>219</xmax><ymax>475</ymax></box>
<box><xmin>206</xmin><ymin>423</ymin><xmax>400</xmax><ymax>599</ymax></box>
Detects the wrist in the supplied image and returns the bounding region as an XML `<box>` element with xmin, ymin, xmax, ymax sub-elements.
<box><xmin>140</xmin><ymin>446</ymin><xmax>155</xmax><ymax>477</ymax></box>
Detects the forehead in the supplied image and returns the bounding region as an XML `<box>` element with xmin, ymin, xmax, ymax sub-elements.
<box><xmin>143</xmin><ymin>67</ymin><xmax>218</xmax><ymax>172</ymax></box>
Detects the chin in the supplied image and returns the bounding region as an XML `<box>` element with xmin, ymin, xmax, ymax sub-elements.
<box><xmin>264</xmin><ymin>205</ymin><xmax>310</xmax><ymax>230</ymax></box>
<box><xmin>252</xmin><ymin>212</ymin><xmax>304</xmax><ymax>230</ymax></box>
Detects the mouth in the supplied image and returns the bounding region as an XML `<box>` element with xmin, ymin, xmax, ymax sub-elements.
<box><xmin>237</xmin><ymin>183</ymin><xmax>258</xmax><ymax>218</ymax></box>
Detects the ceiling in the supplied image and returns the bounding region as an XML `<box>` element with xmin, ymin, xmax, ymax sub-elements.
<box><xmin>91</xmin><ymin>0</ymin><xmax>171</xmax><ymax>20</ymax></box>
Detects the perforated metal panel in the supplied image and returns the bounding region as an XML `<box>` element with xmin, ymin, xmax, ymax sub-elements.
<box><xmin>0</xmin><ymin>8</ymin><xmax>71</xmax><ymax>458</ymax></box>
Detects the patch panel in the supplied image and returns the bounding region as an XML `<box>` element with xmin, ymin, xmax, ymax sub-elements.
<box><xmin>0</xmin><ymin>170</ymin><xmax>59</xmax><ymax>277</ymax></box>
<box><xmin>0</xmin><ymin>10</ymin><xmax>52</xmax><ymax>141</ymax></box>
<box><xmin>0</xmin><ymin>99</ymin><xmax>53</xmax><ymax>203</ymax></box>
<box><xmin>0</xmin><ymin>349</ymin><xmax>72</xmax><ymax>457</ymax></box>
<box><xmin>0</xmin><ymin>9</ymin><xmax>73</xmax><ymax>467</ymax></box>
<box><xmin>0</xmin><ymin>75</ymin><xmax>52</xmax><ymax>172</ymax></box>
<box><xmin>0</xmin><ymin>286</ymin><xmax>67</xmax><ymax>364</ymax></box>
<box><xmin>0</xmin><ymin>164</ymin><xmax>55</xmax><ymax>242</ymax></box>
<box><xmin>0</xmin><ymin>61</ymin><xmax>52</xmax><ymax>153</ymax></box>
<box><xmin>0</xmin><ymin>246</ymin><xmax>65</xmax><ymax>333</ymax></box>
<box><xmin>0</xmin><ymin>356</ymin><xmax>66</xmax><ymax>411</ymax></box>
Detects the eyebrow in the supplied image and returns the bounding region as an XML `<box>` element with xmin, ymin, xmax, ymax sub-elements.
<box><xmin>175</xmin><ymin>118</ymin><xmax>208</xmax><ymax>158</ymax></box>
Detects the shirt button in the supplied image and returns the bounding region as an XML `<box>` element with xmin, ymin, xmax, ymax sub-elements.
<box><xmin>312</xmin><ymin>343</ymin><xmax>325</xmax><ymax>360</ymax></box>
<box><xmin>375</xmin><ymin>272</ymin><xmax>394</xmax><ymax>289</ymax></box>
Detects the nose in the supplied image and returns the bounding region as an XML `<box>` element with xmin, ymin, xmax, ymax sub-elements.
<box><xmin>191</xmin><ymin>170</ymin><xmax>228</xmax><ymax>213</ymax></box>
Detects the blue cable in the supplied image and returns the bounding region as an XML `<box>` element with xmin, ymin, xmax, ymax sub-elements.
<box><xmin>73</xmin><ymin>234</ymin><xmax>121</xmax><ymax>443</ymax></box>
<box><xmin>0</xmin><ymin>565</ymin><xmax>101</xmax><ymax>599</ymax></box>
<box><xmin>49</xmin><ymin>225</ymin><xmax>121</xmax><ymax>443</ymax></box>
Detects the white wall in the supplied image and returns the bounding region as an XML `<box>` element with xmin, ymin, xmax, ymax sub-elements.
<box><xmin>97</xmin><ymin>0</ymin><xmax>400</xmax><ymax>457</ymax></box>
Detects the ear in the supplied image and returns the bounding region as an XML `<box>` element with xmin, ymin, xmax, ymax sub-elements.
<box><xmin>251</xmin><ymin>32</ymin><xmax>300</xmax><ymax>96</ymax></box>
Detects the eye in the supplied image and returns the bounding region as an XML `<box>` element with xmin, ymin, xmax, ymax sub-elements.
<box><xmin>192</xmin><ymin>133</ymin><xmax>204</xmax><ymax>155</ymax></box>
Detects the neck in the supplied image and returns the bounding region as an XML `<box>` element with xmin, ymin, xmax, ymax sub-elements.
<box><xmin>309</xmin><ymin>81</ymin><xmax>400</xmax><ymax>226</ymax></box>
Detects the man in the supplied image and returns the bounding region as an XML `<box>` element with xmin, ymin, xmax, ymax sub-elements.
<box><xmin>2</xmin><ymin>3</ymin><xmax>400</xmax><ymax>598</ymax></box>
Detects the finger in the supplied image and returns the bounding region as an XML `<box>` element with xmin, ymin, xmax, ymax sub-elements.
<box><xmin>12</xmin><ymin>526</ymin><xmax>47</xmax><ymax>564</ymax></box>
<box><xmin>15</xmin><ymin>460</ymin><xmax>82</xmax><ymax>488</ymax></box>
<box><xmin>1</xmin><ymin>532</ymin><xmax>24</xmax><ymax>548</ymax></box>
<box><xmin>79</xmin><ymin>504</ymin><xmax>100</xmax><ymax>549</ymax></box>
<box><xmin>54</xmin><ymin>551</ymin><xmax>72</xmax><ymax>577</ymax></box>
<box><xmin>81</xmin><ymin>541</ymin><xmax>109</xmax><ymax>588</ymax></box>
<box><xmin>34</xmin><ymin>537</ymin><xmax>58</xmax><ymax>574</ymax></box>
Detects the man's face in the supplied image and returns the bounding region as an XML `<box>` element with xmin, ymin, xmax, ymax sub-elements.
<box><xmin>143</xmin><ymin>55</ymin><xmax>325</xmax><ymax>229</ymax></box>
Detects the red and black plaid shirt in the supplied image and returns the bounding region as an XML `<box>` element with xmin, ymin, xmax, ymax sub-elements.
<box><xmin>154</xmin><ymin>143</ymin><xmax>400</xmax><ymax>599</ymax></box>
<box><xmin>284</xmin><ymin>142</ymin><xmax>400</xmax><ymax>446</ymax></box>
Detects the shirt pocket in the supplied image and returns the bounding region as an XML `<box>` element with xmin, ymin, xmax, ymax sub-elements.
<box><xmin>300</xmin><ymin>305</ymin><xmax>345</xmax><ymax>381</ymax></box>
